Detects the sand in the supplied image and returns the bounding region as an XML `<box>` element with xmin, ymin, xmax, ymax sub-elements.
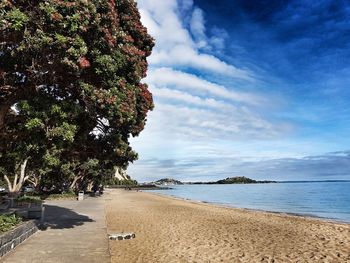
<box><xmin>105</xmin><ymin>189</ymin><xmax>350</xmax><ymax>263</ymax></box>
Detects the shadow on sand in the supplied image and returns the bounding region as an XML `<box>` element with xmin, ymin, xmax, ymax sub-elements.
<box><xmin>40</xmin><ymin>204</ymin><xmax>94</xmax><ymax>230</ymax></box>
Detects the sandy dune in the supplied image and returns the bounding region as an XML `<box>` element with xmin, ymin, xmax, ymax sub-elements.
<box><xmin>105</xmin><ymin>189</ymin><xmax>350</xmax><ymax>263</ymax></box>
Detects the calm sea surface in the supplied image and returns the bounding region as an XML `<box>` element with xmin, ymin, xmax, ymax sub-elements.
<box><xmin>148</xmin><ymin>181</ymin><xmax>350</xmax><ymax>223</ymax></box>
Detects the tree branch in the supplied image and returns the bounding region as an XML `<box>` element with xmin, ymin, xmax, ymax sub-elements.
<box><xmin>17</xmin><ymin>158</ymin><xmax>29</xmax><ymax>187</ymax></box>
<box><xmin>4</xmin><ymin>175</ymin><xmax>13</xmax><ymax>192</ymax></box>
<box><xmin>0</xmin><ymin>104</ymin><xmax>11</xmax><ymax>131</ymax></box>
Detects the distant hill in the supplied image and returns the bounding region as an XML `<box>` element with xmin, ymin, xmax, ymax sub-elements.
<box><xmin>189</xmin><ymin>176</ymin><xmax>276</xmax><ymax>184</ymax></box>
<box><xmin>153</xmin><ymin>178</ymin><xmax>183</xmax><ymax>186</ymax></box>
<box><xmin>216</xmin><ymin>176</ymin><xmax>257</xmax><ymax>184</ymax></box>
<box><xmin>215</xmin><ymin>176</ymin><xmax>276</xmax><ymax>184</ymax></box>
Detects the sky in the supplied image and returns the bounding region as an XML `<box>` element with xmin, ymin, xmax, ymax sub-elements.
<box><xmin>129</xmin><ymin>0</ymin><xmax>350</xmax><ymax>182</ymax></box>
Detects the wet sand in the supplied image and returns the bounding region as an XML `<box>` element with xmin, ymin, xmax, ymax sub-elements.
<box><xmin>105</xmin><ymin>189</ymin><xmax>350</xmax><ymax>263</ymax></box>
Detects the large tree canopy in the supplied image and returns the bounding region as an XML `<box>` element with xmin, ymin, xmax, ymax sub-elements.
<box><xmin>0</xmin><ymin>0</ymin><xmax>154</xmax><ymax>193</ymax></box>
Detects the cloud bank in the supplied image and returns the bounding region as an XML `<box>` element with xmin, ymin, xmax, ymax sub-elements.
<box><xmin>130</xmin><ymin>151</ymin><xmax>350</xmax><ymax>182</ymax></box>
<box><xmin>129</xmin><ymin>0</ymin><xmax>350</xmax><ymax>182</ymax></box>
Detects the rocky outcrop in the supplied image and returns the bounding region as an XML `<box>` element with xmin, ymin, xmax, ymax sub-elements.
<box><xmin>114</xmin><ymin>167</ymin><xmax>129</xmax><ymax>181</ymax></box>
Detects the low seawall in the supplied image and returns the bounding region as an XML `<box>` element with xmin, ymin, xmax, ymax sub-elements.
<box><xmin>0</xmin><ymin>220</ymin><xmax>39</xmax><ymax>257</ymax></box>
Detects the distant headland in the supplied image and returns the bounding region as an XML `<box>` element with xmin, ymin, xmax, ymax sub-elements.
<box><xmin>151</xmin><ymin>176</ymin><xmax>276</xmax><ymax>186</ymax></box>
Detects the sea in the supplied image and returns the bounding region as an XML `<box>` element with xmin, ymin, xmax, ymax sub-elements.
<box><xmin>148</xmin><ymin>181</ymin><xmax>350</xmax><ymax>223</ymax></box>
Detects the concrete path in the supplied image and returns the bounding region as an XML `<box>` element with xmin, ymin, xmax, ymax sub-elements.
<box><xmin>2</xmin><ymin>196</ymin><xmax>110</xmax><ymax>263</ymax></box>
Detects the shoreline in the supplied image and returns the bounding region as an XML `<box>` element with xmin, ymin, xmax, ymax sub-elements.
<box><xmin>105</xmin><ymin>189</ymin><xmax>350</xmax><ymax>263</ymax></box>
<box><xmin>144</xmin><ymin>190</ymin><xmax>350</xmax><ymax>226</ymax></box>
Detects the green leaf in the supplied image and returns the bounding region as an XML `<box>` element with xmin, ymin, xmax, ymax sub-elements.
<box><xmin>5</xmin><ymin>8</ymin><xmax>29</xmax><ymax>31</ymax></box>
<box><xmin>25</xmin><ymin>118</ymin><xmax>44</xmax><ymax>130</ymax></box>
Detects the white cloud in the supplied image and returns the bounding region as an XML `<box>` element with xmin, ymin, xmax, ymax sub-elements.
<box><xmin>147</xmin><ymin>67</ymin><xmax>262</xmax><ymax>105</ymax></box>
<box><xmin>141</xmin><ymin>103</ymin><xmax>286</xmax><ymax>142</ymax></box>
<box><xmin>150</xmin><ymin>45</ymin><xmax>253</xmax><ymax>80</ymax></box>
<box><xmin>138</xmin><ymin>1</ymin><xmax>195</xmax><ymax>50</ymax></box>
<box><xmin>138</xmin><ymin>0</ymin><xmax>253</xmax><ymax>80</ymax></box>
<box><xmin>179</xmin><ymin>0</ymin><xmax>194</xmax><ymax>13</ymax></box>
<box><xmin>152</xmin><ymin>87</ymin><xmax>231</xmax><ymax>110</ymax></box>
<box><xmin>209</xmin><ymin>27</ymin><xmax>229</xmax><ymax>50</ymax></box>
<box><xmin>190</xmin><ymin>7</ymin><xmax>207</xmax><ymax>48</ymax></box>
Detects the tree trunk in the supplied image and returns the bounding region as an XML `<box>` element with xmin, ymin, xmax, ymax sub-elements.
<box><xmin>69</xmin><ymin>175</ymin><xmax>83</xmax><ymax>191</ymax></box>
<box><xmin>0</xmin><ymin>104</ymin><xmax>10</xmax><ymax>131</ymax></box>
<box><xmin>87</xmin><ymin>181</ymin><xmax>94</xmax><ymax>191</ymax></box>
<box><xmin>4</xmin><ymin>158</ymin><xmax>29</xmax><ymax>197</ymax></box>
<box><xmin>27</xmin><ymin>173</ymin><xmax>40</xmax><ymax>191</ymax></box>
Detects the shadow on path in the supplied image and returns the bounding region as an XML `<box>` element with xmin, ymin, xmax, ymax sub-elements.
<box><xmin>41</xmin><ymin>204</ymin><xmax>94</xmax><ymax>230</ymax></box>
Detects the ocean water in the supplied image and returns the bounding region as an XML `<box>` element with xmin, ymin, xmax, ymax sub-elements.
<box><xmin>148</xmin><ymin>181</ymin><xmax>350</xmax><ymax>223</ymax></box>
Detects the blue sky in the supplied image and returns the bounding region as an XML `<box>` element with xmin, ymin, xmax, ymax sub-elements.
<box><xmin>129</xmin><ymin>0</ymin><xmax>350</xmax><ymax>182</ymax></box>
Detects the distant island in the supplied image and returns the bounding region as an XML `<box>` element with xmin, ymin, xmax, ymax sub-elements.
<box><xmin>153</xmin><ymin>178</ymin><xmax>184</xmax><ymax>186</ymax></box>
<box><xmin>206</xmin><ymin>176</ymin><xmax>276</xmax><ymax>184</ymax></box>
<box><xmin>152</xmin><ymin>176</ymin><xmax>276</xmax><ymax>185</ymax></box>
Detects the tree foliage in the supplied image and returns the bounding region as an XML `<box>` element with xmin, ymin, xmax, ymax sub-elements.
<box><xmin>0</xmin><ymin>0</ymin><xmax>154</xmax><ymax>193</ymax></box>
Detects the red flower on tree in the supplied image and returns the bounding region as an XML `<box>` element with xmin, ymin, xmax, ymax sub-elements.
<box><xmin>78</xmin><ymin>57</ymin><xmax>91</xmax><ymax>69</ymax></box>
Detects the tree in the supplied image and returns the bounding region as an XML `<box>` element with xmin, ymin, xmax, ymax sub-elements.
<box><xmin>0</xmin><ymin>92</ymin><xmax>79</xmax><ymax>195</ymax></box>
<box><xmin>0</xmin><ymin>0</ymin><xmax>154</xmax><ymax>194</ymax></box>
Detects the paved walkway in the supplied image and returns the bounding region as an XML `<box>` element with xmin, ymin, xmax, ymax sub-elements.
<box><xmin>2</xmin><ymin>196</ymin><xmax>110</xmax><ymax>263</ymax></box>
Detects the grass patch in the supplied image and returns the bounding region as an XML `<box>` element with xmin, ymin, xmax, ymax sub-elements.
<box><xmin>0</xmin><ymin>214</ymin><xmax>22</xmax><ymax>233</ymax></box>
<box><xmin>13</xmin><ymin>191</ymin><xmax>77</xmax><ymax>201</ymax></box>
<box><xmin>16</xmin><ymin>195</ymin><xmax>42</xmax><ymax>204</ymax></box>
<box><xmin>45</xmin><ymin>192</ymin><xmax>76</xmax><ymax>200</ymax></box>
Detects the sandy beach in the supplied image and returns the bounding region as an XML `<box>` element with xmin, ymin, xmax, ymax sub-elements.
<box><xmin>105</xmin><ymin>189</ymin><xmax>350</xmax><ymax>263</ymax></box>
